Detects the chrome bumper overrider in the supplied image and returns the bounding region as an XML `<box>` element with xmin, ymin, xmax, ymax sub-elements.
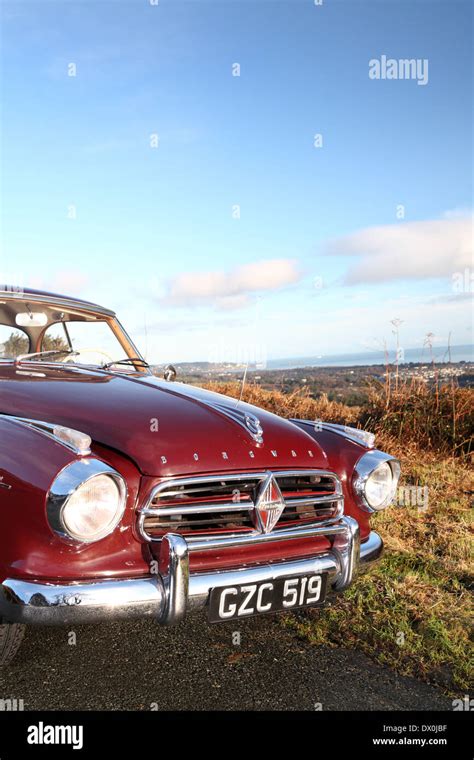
<box><xmin>0</xmin><ymin>518</ymin><xmax>383</xmax><ymax>626</ymax></box>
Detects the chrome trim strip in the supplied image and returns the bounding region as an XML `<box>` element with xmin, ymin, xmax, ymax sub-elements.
<box><xmin>144</xmin><ymin>495</ymin><xmax>338</xmax><ymax>519</ymax></box>
<box><xmin>0</xmin><ymin>528</ymin><xmax>384</xmax><ymax>626</ymax></box>
<box><xmin>113</xmin><ymin>317</ymin><xmax>150</xmax><ymax>373</ymax></box>
<box><xmin>148</xmin><ymin>470</ymin><xmax>342</xmax><ymax>490</ymax></box>
<box><xmin>0</xmin><ymin>289</ymin><xmax>115</xmax><ymax>317</ymax></box>
<box><xmin>0</xmin><ymin>414</ymin><xmax>91</xmax><ymax>456</ymax></box>
<box><xmin>291</xmin><ymin>419</ymin><xmax>376</xmax><ymax>449</ymax></box>
<box><xmin>284</xmin><ymin>496</ymin><xmax>339</xmax><ymax>508</ymax></box>
<box><xmin>144</xmin><ymin>502</ymin><xmax>254</xmax><ymax>517</ymax></box>
<box><xmin>175</xmin><ymin>518</ymin><xmax>348</xmax><ymax>552</ymax></box>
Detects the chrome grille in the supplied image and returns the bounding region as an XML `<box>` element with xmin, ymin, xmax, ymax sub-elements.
<box><xmin>138</xmin><ymin>470</ymin><xmax>343</xmax><ymax>547</ymax></box>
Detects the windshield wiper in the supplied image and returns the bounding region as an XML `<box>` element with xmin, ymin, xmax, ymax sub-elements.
<box><xmin>101</xmin><ymin>357</ymin><xmax>150</xmax><ymax>370</ymax></box>
<box><xmin>15</xmin><ymin>349</ymin><xmax>79</xmax><ymax>364</ymax></box>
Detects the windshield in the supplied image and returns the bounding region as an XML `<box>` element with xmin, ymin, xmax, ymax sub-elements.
<box><xmin>0</xmin><ymin>301</ymin><xmax>146</xmax><ymax>372</ymax></box>
<box><xmin>38</xmin><ymin>320</ymin><xmax>132</xmax><ymax>367</ymax></box>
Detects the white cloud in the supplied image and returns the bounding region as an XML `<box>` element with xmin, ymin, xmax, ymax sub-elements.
<box><xmin>52</xmin><ymin>271</ymin><xmax>90</xmax><ymax>295</ymax></box>
<box><xmin>162</xmin><ymin>258</ymin><xmax>301</xmax><ymax>309</ymax></box>
<box><xmin>136</xmin><ymin>289</ymin><xmax>471</xmax><ymax>364</ymax></box>
<box><xmin>19</xmin><ymin>270</ymin><xmax>90</xmax><ymax>297</ymax></box>
<box><xmin>325</xmin><ymin>213</ymin><xmax>473</xmax><ymax>284</ymax></box>
<box><xmin>441</xmin><ymin>207</ymin><xmax>472</xmax><ymax>219</ymax></box>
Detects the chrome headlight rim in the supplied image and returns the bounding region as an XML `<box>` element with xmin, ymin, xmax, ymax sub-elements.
<box><xmin>353</xmin><ymin>450</ymin><xmax>400</xmax><ymax>513</ymax></box>
<box><xmin>47</xmin><ymin>458</ymin><xmax>127</xmax><ymax>543</ymax></box>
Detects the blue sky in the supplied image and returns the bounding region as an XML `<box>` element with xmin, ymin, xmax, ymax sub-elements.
<box><xmin>1</xmin><ymin>0</ymin><xmax>472</xmax><ymax>364</ymax></box>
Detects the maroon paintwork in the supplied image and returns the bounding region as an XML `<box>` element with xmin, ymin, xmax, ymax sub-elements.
<box><xmin>0</xmin><ymin>365</ymin><xmax>328</xmax><ymax>476</ymax></box>
<box><xmin>0</xmin><ymin>292</ymin><xmax>372</xmax><ymax>584</ymax></box>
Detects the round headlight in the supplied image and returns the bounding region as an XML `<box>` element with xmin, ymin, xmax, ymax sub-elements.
<box><xmin>62</xmin><ymin>474</ymin><xmax>123</xmax><ymax>541</ymax></box>
<box><xmin>47</xmin><ymin>459</ymin><xmax>127</xmax><ymax>542</ymax></box>
<box><xmin>364</xmin><ymin>461</ymin><xmax>394</xmax><ymax>509</ymax></box>
<box><xmin>353</xmin><ymin>452</ymin><xmax>400</xmax><ymax>512</ymax></box>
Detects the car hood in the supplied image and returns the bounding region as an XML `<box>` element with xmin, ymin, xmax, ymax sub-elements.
<box><xmin>0</xmin><ymin>364</ymin><xmax>327</xmax><ymax>476</ymax></box>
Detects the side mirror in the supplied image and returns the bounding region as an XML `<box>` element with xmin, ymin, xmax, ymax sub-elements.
<box><xmin>164</xmin><ymin>364</ymin><xmax>177</xmax><ymax>382</ymax></box>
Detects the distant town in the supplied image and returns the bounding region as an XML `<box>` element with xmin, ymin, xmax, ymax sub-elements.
<box><xmin>151</xmin><ymin>360</ymin><xmax>474</xmax><ymax>407</ymax></box>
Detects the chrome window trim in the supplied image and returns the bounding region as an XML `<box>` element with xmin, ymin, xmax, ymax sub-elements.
<box><xmin>352</xmin><ymin>450</ymin><xmax>401</xmax><ymax>513</ymax></box>
<box><xmin>114</xmin><ymin>317</ymin><xmax>149</xmax><ymax>372</ymax></box>
<box><xmin>0</xmin><ymin>290</ymin><xmax>115</xmax><ymax>317</ymax></box>
<box><xmin>0</xmin><ymin>291</ymin><xmax>149</xmax><ymax>373</ymax></box>
<box><xmin>47</xmin><ymin>458</ymin><xmax>128</xmax><ymax>543</ymax></box>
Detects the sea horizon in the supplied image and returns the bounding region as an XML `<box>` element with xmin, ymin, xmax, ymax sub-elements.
<box><xmin>266</xmin><ymin>344</ymin><xmax>473</xmax><ymax>370</ymax></box>
<box><xmin>156</xmin><ymin>343</ymin><xmax>474</xmax><ymax>371</ymax></box>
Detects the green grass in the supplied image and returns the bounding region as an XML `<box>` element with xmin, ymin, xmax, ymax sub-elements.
<box><xmin>283</xmin><ymin>455</ymin><xmax>473</xmax><ymax>694</ymax></box>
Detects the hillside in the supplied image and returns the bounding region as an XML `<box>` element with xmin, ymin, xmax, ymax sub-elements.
<box><xmin>200</xmin><ymin>378</ymin><xmax>474</xmax><ymax>693</ymax></box>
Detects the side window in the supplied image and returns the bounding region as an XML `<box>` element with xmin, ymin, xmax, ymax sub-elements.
<box><xmin>0</xmin><ymin>326</ymin><xmax>29</xmax><ymax>358</ymax></box>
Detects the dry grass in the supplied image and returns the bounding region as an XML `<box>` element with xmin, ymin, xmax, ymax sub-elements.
<box><xmin>362</xmin><ymin>378</ymin><xmax>473</xmax><ymax>457</ymax></box>
<box><xmin>202</xmin><ymin>379</ymin><xmax>474</xmax><ymax>693</ymax></box>
<box><xmin>205</xmin><ymin>377</ymin><xmax>473</xmax><ymax>458</ymax></box>
<box><xmin>204</xmin><ymin>381</ymin><xmax>360</xmax><ymax>425</ymax></box>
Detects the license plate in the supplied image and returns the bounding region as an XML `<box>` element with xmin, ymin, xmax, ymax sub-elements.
<box><xmin>208</xmin><ymin>573</ymin><xmax>327</xmax><ymax>622</ymax></box>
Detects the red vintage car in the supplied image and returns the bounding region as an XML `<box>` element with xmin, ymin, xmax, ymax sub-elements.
<box><xmin>0</xmin><ymin>287</ymin><xmax>400</xmax><ymax>664</ymax></box>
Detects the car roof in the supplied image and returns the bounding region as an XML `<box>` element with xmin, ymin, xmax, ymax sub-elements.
<box><xmin>0</xmin><ymin>287</ymin><xmax>115</xmax><ymax>317</ymax></box>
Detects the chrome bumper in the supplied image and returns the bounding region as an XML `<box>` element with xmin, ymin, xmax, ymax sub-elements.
<box><xmin>0</xmin><ymin>518</ymin><xmax>383</xmax><ymax>626</ymax></box>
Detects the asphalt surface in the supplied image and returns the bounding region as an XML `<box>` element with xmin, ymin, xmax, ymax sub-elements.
<box><xmin>0</xmin><ymin>612</ymin><xmax>453</xmax><ymax>711</ymax></box>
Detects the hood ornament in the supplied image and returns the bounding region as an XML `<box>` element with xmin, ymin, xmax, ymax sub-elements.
<box><xmin>244</xmin><ymin>413</ymin><xmax>264</xmax><ymax>445</ymax></box>
<box><xmin>201</xmin><ymin>399</ymin><xmax>264</xmax><ymax>445</ymax></box>
<box><xmin>154</xmin><ymin>383</ymin><xmax>265</xmax><ymax>445</ymax></box>
<box><xmin>253</xmin><ymin>472</ymin><xmax>285</xmax><ymax>533</ymax></box>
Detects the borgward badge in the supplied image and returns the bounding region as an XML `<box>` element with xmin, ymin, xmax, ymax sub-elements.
<box><xmin>254</xmin><ymin>473</ymin><xmax>285</xmax><ymax>534</ymax></box>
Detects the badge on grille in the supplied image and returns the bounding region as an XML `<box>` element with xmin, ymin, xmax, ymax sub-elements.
<box><xmin>254</xmin><ymin>473</ymin><xmax>285</xmax><ymax>533</ymax></box>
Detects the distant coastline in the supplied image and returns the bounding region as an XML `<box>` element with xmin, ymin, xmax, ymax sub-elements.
<box><xmin>267</xmin><ymin>344</ymin><xmax>473</xmax><ymax>370</ymax></box>
<box><xmin>154</xmin><ymin>344</ymin><xmax>473</xmax><ymax>373</ymax></box>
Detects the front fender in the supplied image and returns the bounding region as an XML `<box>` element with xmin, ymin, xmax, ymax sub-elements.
<box><xmin>0</xmin><ymin>417</ymin><xmax>149</xmax><ymax>583</ymax></box>
<box><xmin>290</xmin><ymin>419</ymin><xmax>372</xmax><ymax>539</ymax></box>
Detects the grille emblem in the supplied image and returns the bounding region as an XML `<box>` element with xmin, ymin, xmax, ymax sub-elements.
<box><xmin>253</xmin><ymin>472</ymin><xmax>285</xmax><ymax>533</ymax></box>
